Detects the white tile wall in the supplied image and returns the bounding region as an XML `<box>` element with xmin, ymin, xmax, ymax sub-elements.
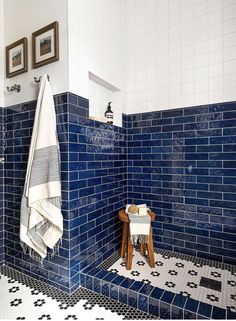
<box><xmin>125</xmin><ymin>0</ymin><xmax>236</xmax><ymax>114</ymax></box>
<box><xmin>68</xmin><ymin>0</ymin><xmax>126</xmax><ymax>126</ymax></box>
<box><xmin>3</xmin><ymin>0</ymin><xmax>69</xmax><ymax>107</ymax></box>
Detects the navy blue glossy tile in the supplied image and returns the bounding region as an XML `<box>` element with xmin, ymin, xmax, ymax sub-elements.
<box><xmin>172</xmin><ymin>305</ymin><xmax>184</xmax><ymax>319</ymax></box>
<box><xmin>137</xmin><ymin>294</ymin><xmax>148</xmax><ymax>313</ymax></box>
<box><xmin>227</xmin><ymin>310</ymin><xmax>236</xmax><ymax>320</ymax></box>
<box><xmin>126</xmin><ymin>101</ymin><xmax>236</xmax><ymax>265</ymax></box>
<box><xmin>128</xmin><ymin>289</ymin><xmax>137</xmax><ymax>308</ymax></box>
<box><xmin>185</xmin><ymin>298</ymin><xmax>199</xmax><ymax>313</ymax></box>
<box><xmin>160</xmin><ymin>301</ymin><xmax>171</xmax><ymax>319</ymax></box>
<box><xmin>3</xmin><ymin>96</ymin><xmax>236</xmax><ymax>295</ymax></box>
<box><xmin>212</xmin><ymin>306</ymin><xmax>226</xmax><ymax>319</ymax></box>
<box><xmin>3</xmin><ymin>92</ymin><xmax>127</xmax><ymax>292</ymax></box>
<box><xmin>198</xmin><ymin>302</ymin><xmax>212</xmax><ymax>318</ymax></box>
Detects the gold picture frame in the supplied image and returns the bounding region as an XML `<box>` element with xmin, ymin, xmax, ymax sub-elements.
<box><xmin>32</xmin><ymin>21</ymin><xmax>59</xmax><ymax>69</ymax></box>
<box><xmin>6</xmin><ymin>37</ymin><xmax>28</xmax><ymax>78</ymax></box>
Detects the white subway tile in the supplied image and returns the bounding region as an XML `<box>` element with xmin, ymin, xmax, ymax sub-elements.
<box><xmin>209</xmin><ymin>49</ymin><xmax>223</xmax><ymax>64</ymax></box>
<box><xmin>223</xmin><ymin>73</ymin><xmax>236</xmax><ymax>88</ymax></box>
<box><xmin>181</xmin><ymin>94</ymin><xmax>195</xmax><ymax>107</ymax></box>
<box><xmin>194</xmin><ymin>1</ymin><xmax>208</xmax><ymax>16</ymax></box>
<box><xmin>208</xmin><ymin>0</ymin><xmax>222</xmax><ymax>11</ymax></box>
<box><xmin>181</xmin><ymin>69</ymin><xmax>195</xmax><ymax>83</ymax></box>
<box><xmin>223</xmin><ymin>87</ymin><xmax>236</xmax><ymax>101</ymax></box>
<box><xmin>208</xmin><ymin>10</ymin><xmax>222</xmax><ymax>26</ymax></box>
<box><xmin>223</xmin><ymin>4</ymin><xmax>236</xmax><ymax>21</ymax></box>
<box><xmin>126</xmin><ymin>0</ymin><xmax>236</xmax><ymax>113</ymax></box>
<box><xmin>195</xmin><ymin>79</ymin><xmax>209</xmax><ymax>92</ymax></box>
<box><xmin>223</xmin><ymin>17</ymin><xmax>236</xmax><ymax>34</ymax></box>
<box><xmin>223</xmin><ymin>45</ymin><xmax>236</xmax><ymax>61</ymax></box>
<box><xmin>209</xmin><ymin>63</ymin><xmax>223</xmax><ymax>77</ymax></box>
<box><xmin>223</xmin><ymin>0</ymin><xmax>236</xmax><ymax>7</ymax></box>
<box><xmin>209</xmin><ymin>89</ymin><xmax>223</xmax><ymax>103</ymax></box>
<box><xmin>195</xmin><ymin>91</ymin><xmax>209</xmax><ymax>105</ymax></box>
<box><xmin>224</xmin><ymin>60</ymin><xmax>236</xmax><ymax>74</ymax></box>
<box><xmin>224</xmin><ymin>31</ymin><xmax>236</xmax><ymax>48</ymax></box>
<box><xmin>182</xmin><ymin>81</ymin><xmax>195</xmax><ymax>95</ymax></box>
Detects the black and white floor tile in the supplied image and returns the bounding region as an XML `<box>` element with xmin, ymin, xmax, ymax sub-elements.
<box><xmin>107</xmin><ymin>249</ymin><xmax>236</xmax><ymax>312</ymax></box>
<box><xmin>0</xmin><ymin>265</ymin><xmax>156</xmax><ymax>320</ymax></box>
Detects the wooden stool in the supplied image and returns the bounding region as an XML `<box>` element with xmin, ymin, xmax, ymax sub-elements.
<box><xmin>118</xmin><ymin>209</ymin><xmax>156</xmax><ymax>270</ymax></box>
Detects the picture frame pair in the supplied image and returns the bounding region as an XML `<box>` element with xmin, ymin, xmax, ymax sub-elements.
<box><xmin>6</xmin><ymin>21</ymin><xmax>59</xmax><ymax>78</ymax></box>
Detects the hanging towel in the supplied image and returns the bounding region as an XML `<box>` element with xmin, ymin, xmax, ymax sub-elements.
<box><xmin>20</xmin><ymin>74</ymin><xmax>63</xmax><ymax>262</ymax></box>
<box><xmin>126</xmin><ymin>204</ymin><xmax>151</xmax><ymax>244</ymax></box>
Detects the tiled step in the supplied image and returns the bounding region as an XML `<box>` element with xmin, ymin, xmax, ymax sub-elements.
<box><xmin>81</xmin><ymin>248</ymin><xmax>236</xmax><ymax>319</ymax></box>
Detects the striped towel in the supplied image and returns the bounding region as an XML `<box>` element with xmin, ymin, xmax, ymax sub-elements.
<box><xmin>20</xmin><ymin>74</ymin><xmax>63</xmax><ymax>262</ymax></box>
<box><xmin>126</xmin><ymin>204</ymin><xmax>151</xmax><ymax>244</ymax></box>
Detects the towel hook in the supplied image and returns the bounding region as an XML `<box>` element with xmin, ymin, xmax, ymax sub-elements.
<box><xmin>34</xmin><ymin>75</ymin><xmax>50</xmax><ymax>83</ymax></box>
<box><xmin>6</xmin><ymin>84</ymin><xmax>21</xmax><ymax>93</ymax></box>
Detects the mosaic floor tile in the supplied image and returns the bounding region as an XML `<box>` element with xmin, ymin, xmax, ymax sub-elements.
<box><xmin>106</xmin><ymin>249</ymin><xmax>236</xmax><ymax>311</ymax></box>
<box><xmin>0</xmin><ymin>265</ymin><xmax>157</xmax><ymax>320</ymax></box>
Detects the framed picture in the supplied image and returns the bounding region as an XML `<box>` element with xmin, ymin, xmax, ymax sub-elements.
<box><xmin>32</xmin><ymin>21</ymin><xmax>59</xmax><ymax>68</ymax></box>
<box><xmin>6</xmin><ymin>37</ymin><xmax>28</xmax><ymax>78</ymax></box>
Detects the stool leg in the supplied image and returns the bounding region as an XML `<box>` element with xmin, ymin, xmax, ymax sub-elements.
<box><xmin>147</xmin><ymin>226</ymin><xmax>155</xmax><ymax>268</ymax></box>
<box><xmin>140</xmin><ymin>242</ymin><xmax>146</xmax><ymax>256</ymax></box>
<box><xmin>121</xmin><ymin>222</ymin><xmax>128</xmax><ymax>258</ymax></box>
<box><xmin>126</xmin><ymin>226</ymin><xmax>133</xmax><ymax>270</ymax></box>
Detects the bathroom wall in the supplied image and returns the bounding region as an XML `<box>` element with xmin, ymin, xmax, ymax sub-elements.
<box><xmin>0</xmin><ymin>0</ymin><xmax>4</xmax><ymax>264</ymax></box>
<box><xmin>126</xmin><ymin>0</ymin><xmax>236</xmax><ymax>114</ymax></box>
<box><xmin>68</xmin><ymin>0</ymin><xmax>126</xmax><ymax>126</ymax></box>
<box><xmin>67</xmin><ymin>94</ymin><xmax>127</xmax><ymax>291</ymax></box>
<box><xmin>4</xmin><ymin>94</ymin><xmax>71</xmax><ymax>291</ymax></box>
<box><xmin>3</xmin><ymin>90</ymin><xmax>127</xmax><ymax>291</ymax></box>
<box><xmin>4</xmin><ymin>0</ymin><xmax>69</xmax><ymax>107</ymax></box>
<box><xmin>0</xmin><ymin>0</ymin><xmax>4</xmax><ymax>106</ymax></box>
<box><xmin>3</xmin><ymin>0</ymin><xmax>126</xmax><ymax>125</ymax></box>
<box><xmin>126</xmin><ymin>100</ymin><xmax>236</xmax><ymax>266</ymax></box>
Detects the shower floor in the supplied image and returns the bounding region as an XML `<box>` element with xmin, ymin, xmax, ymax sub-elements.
<box><xmin>0</xmin><ymin>265</ymin><xmax>156</xmax><ymax>320</ymax></box>
<box><xmin>104</xmin><ymin>249</ymin><xmax>236</xmax><ymax>312</ymax></box>
<box><xmin>86</xmin><ymin>247</ymin><xmax>236</xmax><ymax>319</ymax></box>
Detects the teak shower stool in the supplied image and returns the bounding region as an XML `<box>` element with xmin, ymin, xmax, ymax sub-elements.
<box><xmin>118</xmin><ymin>209</ymin><xmax>156</xmax><ymax>270</ymax></box>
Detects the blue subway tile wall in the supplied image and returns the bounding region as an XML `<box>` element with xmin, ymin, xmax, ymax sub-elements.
<box><xmin>2</xmin><ymin>93</ymin><xmax>236</xmax><ymax>294</ymax></box>
<box><xmin>4</xmin><ymin>94</ymin><xmax>70</xmax><ymax>292</ymax></box>
<box><xmin>0</xmin><ymin>107</ymin><xmax>4</xmax><ymax>264</ymax></box>
<box><xmin>3</xmin><ymin>92</ymin><xmax>127</xmax><ymax>292</ymax></box>
<box><xmin>125</xmin><ymin>101</ymin><xmax>236</xmax><ymax>266</ymax></box>
<box><xmin>68</xmin><ymin>103</ymin><xmax>127</xmax><ymax>292</ymax></box>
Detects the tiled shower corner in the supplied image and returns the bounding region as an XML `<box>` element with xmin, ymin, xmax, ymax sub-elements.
<box><xmin>125</xmin><ymin>102</ymin><xmax>236</xmax><ymax>266</ymax></box>
<box><xmin>0</xmin><ymin>92</ymin><xmax>236</xmax><ymax>319</ymax></box>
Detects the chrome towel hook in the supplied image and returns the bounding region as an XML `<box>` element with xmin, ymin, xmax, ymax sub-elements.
<box><xmin>6</xmin><ymin>84</ymin><xmax>21</xmax><ymax>93</ymax></box>
<box><xmin>34</xmin><ymin>75</ymin><xmax>50</xmax><ymax>83</ymax></box>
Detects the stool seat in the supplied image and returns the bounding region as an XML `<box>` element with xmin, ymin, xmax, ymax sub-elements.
<box><xmin>118</xmin><ymin>209</ymin><xmax>156</xmax><ymax>270</ymax></box>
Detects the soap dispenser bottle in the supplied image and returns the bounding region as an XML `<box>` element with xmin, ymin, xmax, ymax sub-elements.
<box><xmin>105</xmin><ymin>101</ymin><xmax>113</xmax><ymax>125</ymax></box>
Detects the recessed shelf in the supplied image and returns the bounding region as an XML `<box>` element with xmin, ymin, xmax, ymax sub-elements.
<box><xmin>88</xmin><ymin>72</ymin><xmax>121</xmax><ymax>92</ymax></box>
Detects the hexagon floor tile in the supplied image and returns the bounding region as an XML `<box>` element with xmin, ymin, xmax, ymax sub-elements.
<box><xmin>0</xmin><ymin>265</ymin><xmax>156</xmax><ymax>320</ymax></box>
<box><xmin>104</xmin><ymin>248</ymin><xmax>236</xmax><ymax>311</ymax></box>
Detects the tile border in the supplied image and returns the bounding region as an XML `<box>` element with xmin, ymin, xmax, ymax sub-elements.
<box><xmin>81</xmin><ymin>248</ymin><xmax>236</xmax><ymax>319</ymax></box>
<box><xmin>0</xmin><ymin>264</ymin><xmax>157</xmax><ymax>320</ymax></box>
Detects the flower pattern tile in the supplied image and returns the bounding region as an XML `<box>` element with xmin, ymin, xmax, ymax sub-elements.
<box><xmin>0</xmin><ymin>265</ymin><xmax>156</xmax><ymax>320</ymax></box>
<box><xmin>107</xmin><ymin>249</ymin><xmax>236</xmax><ymax>311</ymax></box>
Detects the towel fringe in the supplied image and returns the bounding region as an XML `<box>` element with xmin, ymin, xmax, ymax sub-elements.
<box><xmin>130</xmin><ymin>235</ymin><xmax>149</xmax><ymax>245</ymax></box>
<box><xmin>50</xmin><ymin>238</ymin><xmax>62</xmax><ymax>259</ymax></box>
<box><xmin>21</xmin><ymin>238</ymin><xmax>62</xmax><ymax>266</ymax></box>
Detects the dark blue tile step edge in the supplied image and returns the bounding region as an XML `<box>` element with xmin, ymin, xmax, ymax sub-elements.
<box><xmin>81</xmin><ymin>248</ymin><xmax>236</xmax><ymax>319</ymax></box>
<box><xmin>0</xmin><ymin>264</ymin><xmax>157</xmax><ymax>320</ymax></box>
<box><xmin>99</xmin><ymin>248</ymin><xmax>236</xmax><ymax>272</ymax></box>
